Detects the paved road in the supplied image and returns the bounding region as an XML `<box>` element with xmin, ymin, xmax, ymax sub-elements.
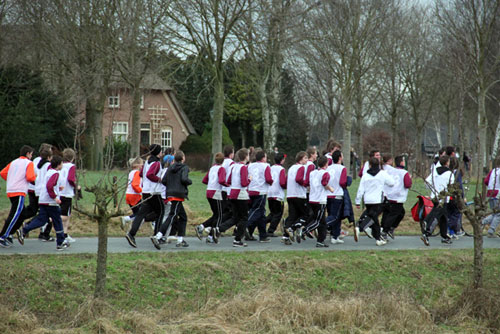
<box><xmin>1</xmin><ymin>235</ymin><xmax>500</xmax><ymax>255</ymax></box>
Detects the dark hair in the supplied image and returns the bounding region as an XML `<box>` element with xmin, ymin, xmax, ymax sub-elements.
<box><xmin>395</xmin><ymin>155</ymin><xmax>404</xmax><ymax>167</ymax></box>
<box><xmin>174</xmin><ymin>150</ymin><xmax>185</xmax><ymax>162</ymax></box>
<box><xmin>40</xmin><ymin>149</ymin><xmax>52</xmax><ymax>160</ymax></box>
<box><xmin>295</xmin><ymin>151</ymin><xmax>307</xmax><ymax>163</ymax></box>
<box><xmin>236</xmin><ymin>148</ymin><xmax>249</xmax><ymax>162</ymax></box>
<box><xmin>369</xmin><ymin>150</ymin><xmax>379</xmax><ymax>158</ymax></box>
<box><xmin>20</xmin><ymin>145</ymin><xmax>34</xmax><ymax>157</ymax></box>
<box><xmin>317</xmin><ymin>156</ymin><xmax>328</xmax><ymax>168</ymax></box>
<box><xmin>382</xmin><ymin>153</ymin><xmax>392</xmax><ymax>165</ymax></box>
<box><xmin>223</xmin><ymin>145</ymin><xmax>234</xmax><ymax>158</ymax></box>
<box><xmin>214</xmin><ymin>152</ymin><xmax>224</xmax><ymax>165</ymax></box>
<box><xmin>50</xmin><ymin>155</ymin><xmax>63</xmax><ymax>169</ymax></box>
<box><xmin>438</xmin><ymin>147</ymin><xmax>446</xmax><ymax>156</ymax></box>
<box><xmin>306</xmin><ymin>147</ymin><xmax>317</xmax><ymax>158</ymax></box>
<box><xmin>326</xmin><ymin>139</ymin><xmax>341</xmax><ymax>152</ymax></box>
<box><xmin>255</xmin><ymin>149</ymin><xmax>266</xmax><ymax>162</ymax></box>
<box><xmin>274</xmin><ymin>152</ymin><xmax>285</xmax><ymax>164</ymax></box>
<box><xmin>439</xmin><ymin>155</ymin><xmax>450</xmax><ymax>166</ymax></box>
<box><xmin>369</xmin><ymin>157</ymin><xmax>379</xmax><ymax>168</ymax></box>
<box><xmin>449</xmin><ymin>156</ymin><xmax>459</xmax><ymax>170</ymax></box>
<box><xmin>445</xmin><ymin>146</ymin><xmax>455</xmax><ymax>156</ymax></box>
<box><xmin>332</xmin><ymin>150</ymin><xmax>342</xmax><ymax>164</ymax></box>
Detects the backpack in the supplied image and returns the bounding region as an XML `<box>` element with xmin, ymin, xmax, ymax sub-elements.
<box><xmin>410</xmin><ymin>196</ymin><xmax>434</xmax><ymax>222</ymax></box>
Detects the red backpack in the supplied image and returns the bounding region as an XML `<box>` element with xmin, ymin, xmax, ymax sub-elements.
<box><xmin>410</xmin><ymin>196</ymin><xmax>434</xmax><ymax>222</ymax></box>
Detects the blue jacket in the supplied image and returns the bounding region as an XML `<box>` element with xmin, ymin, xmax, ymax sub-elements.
<box><xmin>342</xmin><ymin>176</ymin><xmax>355</xmax><ymax>223</ymax></box>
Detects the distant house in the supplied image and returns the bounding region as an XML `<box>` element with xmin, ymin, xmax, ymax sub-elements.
<box><xmin>103</xmin><ymin>73</ymin><xmax>196</xmax><ymax>151</ymax></box>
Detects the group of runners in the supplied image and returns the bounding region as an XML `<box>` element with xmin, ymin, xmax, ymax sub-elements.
<box><xmin>1</xmin><ymin>141</ymin><xmax>500</xmax><ymax>251</ymax></box>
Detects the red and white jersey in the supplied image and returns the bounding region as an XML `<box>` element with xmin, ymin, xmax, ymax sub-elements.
<box><xmin>286</xmin><ymin>164</ymin><xmax>307</xmax><ymax>199</ymax></box>
<box><xmin>126</xmin><ymin>170</ymin><xmax>142</xmax><ymax>196</ymax></box>
<box><xmin>248</xmin><ymin>162</ymin><xmax>273</xmax><ymax>195</ymax></box>
<box><xmin>142</xmin><ymin>159</ymin><xmax>163</xmax><ymax>195</ymax></box>
<box><xmin>39</xmin><ymin>169</ymin><xmax>61</xmax><ymax>206</ymax></box>
<box><xmin>221</xmin><ymin>158</ymin><xmax>234</xmax><ymax>193</ymax></box>
<box><xmin>383</xmin><ymin>165</ymin><xmax>411</xmax><ymax>203</ymax></box>
<box><xmin>326</xmin><ymin>163</ymin><xmax>347</xmax><ymax>198</ymax></box>
<box><xmin>4</xmin><ymin>157</ymin><xmax>35</xmax><ymax>196</ymax></box>
<box><xmin>204</xmin><ymin>164</ymin><xmax>226</xmax><ymax>200</ymax></box>
<box><xmin>59</xmin><ymin>162</ymin><xmax>76</xmax><ymax>198</ymax></box>
<box><xmin>325</xmin><ymin>152</ymin><xmax>333</xmax><ymax>166</ymax></box>
<box><xmin>28</xmin><ymin>156</ymin><xmax>41</xmax><ymax>192</ymax></box>
<box><xmin>268</xmin><ymin>165</ymin><xmax>286</xmax><ymax>201</ymax></box>
<box><xmin>35</xmin><ymin>161</ymin><xmax>50</xmax><ymax>196</ymax></box>
<box><xmin>228</xmin><ymin>163</ymin><xmax>250</xmax><ymax>200</ymax></box>
<box><xmin>309</xmin><ymin>169</ymin><xmax>330</xmax><ymax>204</ymax></box>
<box><xmin>485</xmin><ymin>168</ymin><xmax>500</xmax><ymax>198</ymax></box>
<box><xmin>305</xmin><ymin>160</ymin><xmax>316</xmax><ymax>189</ymax></box>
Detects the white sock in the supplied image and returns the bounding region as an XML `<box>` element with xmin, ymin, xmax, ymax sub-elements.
<box><xmin>177</xmin><ymin>236</ymin><xmax>183</xmax><ymax>243</ymax></box>
<box><xmin>155</xmin><ymin>232</ymin><xmax>163</xmax><ymax>239</ymax></box>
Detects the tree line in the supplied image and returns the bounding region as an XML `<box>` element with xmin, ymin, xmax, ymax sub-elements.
<box><xmin>0</xmin><ymin>0</ymin><xmax>499</xmax><ymax>174</ymax></box>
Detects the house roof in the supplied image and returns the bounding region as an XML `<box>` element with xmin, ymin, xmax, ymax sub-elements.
<box><xmin>109</xmin><ymin>72</ymin><xmax>173</xmax><ymax>91</ymax></box>
<box><xmin>166</xmin><ymin>90</ymin><xmax>197</xmax><ymax>135</ymax></box>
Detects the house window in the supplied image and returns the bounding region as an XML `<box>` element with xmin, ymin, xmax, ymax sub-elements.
<box><xmin>140</xmin><ymin>123</ymin><xmax>150</xmax><ymax>146</ymax></box>
<box><xmin>140</xmin><ymin>95</ymin><xmax>144</xmax><ymax>109</ymax></box>
<box><xmin>161</xmin><ymin>128</ymin><xmax>172</xmax><ymax>150</ymax></box>
<box><xmin>113</xmin><ymin>122</ymin><xmax>128</xmax><ymax>141</ymax></box>
<box><xmin>108</xmin><ymin>94</ymin><xmax>120</xmax><ymax>108</ymax></box>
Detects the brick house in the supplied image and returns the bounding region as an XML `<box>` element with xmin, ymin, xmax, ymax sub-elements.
<box><xmin>103</xmin><ymin>73</ymin><xmax>195</xmax><ymax>151</ymax></box>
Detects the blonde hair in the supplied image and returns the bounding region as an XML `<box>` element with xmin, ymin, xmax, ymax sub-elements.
<box><xmin>62</xmin><ymin>148</ymin><xmax>76</xmax><ymax>162</ymax></box>
<box><xmin>129</xmin><ymin>157</ymin><xmax>143</xmax><ymax>168</ymax></box>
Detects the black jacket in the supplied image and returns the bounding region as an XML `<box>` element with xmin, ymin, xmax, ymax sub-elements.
<box><xmin>162</xmin><ymin>162</ymin><xmax>192</xmax><ymax>199</ymax></box>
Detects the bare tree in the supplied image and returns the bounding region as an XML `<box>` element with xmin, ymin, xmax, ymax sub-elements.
<box><xmin>436</xmin><ymin>0</ymin><xmax>500</xmax><ymax>177</ymax></box>
<box><xmin>163</xmin><ymin>0</ymin><xmax>250</xmax><ymax>156</ymax></box>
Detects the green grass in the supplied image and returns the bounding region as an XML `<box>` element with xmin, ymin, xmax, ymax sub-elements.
<box><xmin>1</xmin><ymin>249</ymin><xmax>499</xmax><ymax>333</ymax></box>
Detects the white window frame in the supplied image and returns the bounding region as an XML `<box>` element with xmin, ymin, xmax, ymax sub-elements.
<box><xmin>112</xmin><ymin>121</ymin><xmax>128</xmax><ymax>141</ymax></box>
<box><xmin>161</xmin><ymin>128</ymin><xmax>172</xmax><ymax>151</ymax></box>
<box><xmin>108</xmin><ymin>94</ymin><xmax>120</xmax><ymax>108</ymax></box>
<box><xmin>140</xmin><ymin>123</ymin><xmax>150</xmax><ymax>145</ymax></box>
<box><xmin>140</xmin><ymin>94</ymin><xmax>144</xmax><ymax>109</ymax></box>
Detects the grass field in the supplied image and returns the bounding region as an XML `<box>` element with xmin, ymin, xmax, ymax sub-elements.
<box><xmin>0</xmin><ymin>169</ymin><xmax>482</xmax><ymax>237</ymax></box>
<box><xmin>1</xmin><ymin>249</ymin><xmax>500</xmax><ymax>333</ymax></box>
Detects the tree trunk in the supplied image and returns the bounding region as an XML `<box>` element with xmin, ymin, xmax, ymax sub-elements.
<box><xmin>471</xmin><ymin>218</ymin><xmax>484</xmax><ymax>289</ymax></box>
<box><xmin>457</xmin><ymin>88</ymin><xmax>466</xmax><ymax>156</ymax></box>
<box><xmin>212</xmin><ymin>71</ymin><xmax>224</xmax><ymax>156</ymax></box>
<box><xmin>342</xmin><ymin>96</ymin><xmax>352</xmax><ymax>176</ymax></box>
<box><xmin>328</xmin><ymin>112</ymin><xmax>337</xmax><ymax>139</ymax></box>
<box><xmin>415</xmin><ymin>125</ymin><xmax>423</xmax><ymax>176</ymax></box>
<box><xmin>491</xmin><ymin>107</ymin><xmax>500</xmax><ymax>160</ymax></box>
<box><xmin>477</xmin><ymin>87</ymin><xmax>488</xmax><ymax>175</ymax></box>
<box><xmin>130</xmin><ymin>87</ymin><xmax>142</xmax><ymax>158</ymax></box>
<box><xmin>268</xmin><ymin>64</ymin><xmax>280</xmax><ymax>153</ymax></box>
<box><xmin>94</xmin><ymin>216</ymin><xmax>108</xmax><ymax>298</ymax></box>
<box><xmin>86</xmin><ymin>101</ymin><xmax>104</xmax><ymax>171</ymax></box>
<box><xmin>391</xmin><ymin>109</ymin><xmax>397</xmax><ymax>158</ymax></box>
<box><xmin>446</xmin><ymin>104</ymin><xmax>452</xmax><ymax>146</ymax></box>
<box><xmin>260</xmin><ymin>81</ymin><xmax>271</xmax><ymax>153</ymax></box>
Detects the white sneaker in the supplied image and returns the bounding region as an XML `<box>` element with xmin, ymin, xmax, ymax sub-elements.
<box><xmin>120</xmin><ymin>216</ymin><xmax>131</xmax><ymax>231</ymax></box>
<box><xmin>354</xmin><ymin>227</ymin><xmax>360</xmax><ymax>242</ymax></box>
<box><xmin>330</xmin><ymin>237</ymin><xmax>345</xmax><ymax>244</ymax></box>
<box><xmin>364</xmin><ymin>227</ymin><xmax>373</xmax><ymax>239</ymax></box>
<box><xmin>166</xmin><ymin>236</ymin><xmax>178</xmax><ymax>244</ymax></box>
<box><xmin>375</xmin><ymin>239</ymin><xmax>387</xmax><ymax>246</ymax></box>
<box><xmin>65</xmin><ymin>235</ymin><xmax>76</xmax><ymax>243</ymax></box>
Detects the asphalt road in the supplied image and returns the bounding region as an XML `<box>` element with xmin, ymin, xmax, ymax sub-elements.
<box><xmin>1</xmin><ymin>234</ymin><xmax>500</xmax><ymax>255</ymax></box>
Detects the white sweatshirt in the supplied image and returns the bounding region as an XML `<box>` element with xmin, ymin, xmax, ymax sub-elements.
<box><xmin>355</xmin><ymin>169</ymin><xmax>395</xmax><ymax>205</ymax></box>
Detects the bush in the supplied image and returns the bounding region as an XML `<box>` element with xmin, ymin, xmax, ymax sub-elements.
<box><xmin>180</xmin><ymin>123</ymin><xmax>233</xmax><ymax>154</ymax></box>
<box><xmin>104</xmin><ymin>137</ymin><xmax>130</xmax><ymax>168</ymax></box>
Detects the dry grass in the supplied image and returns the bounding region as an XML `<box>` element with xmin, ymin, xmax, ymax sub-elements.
<box><xmin>3</xmin><ymin>288</ymin><xmax>499</xmax><ymax>334</ymax></box>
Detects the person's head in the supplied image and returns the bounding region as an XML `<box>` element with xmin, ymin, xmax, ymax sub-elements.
<box><xmin>295</xmin><ymin>151</ymin><xmax>308</xmax><ymax>164</ymax></box>
<box><xmin>445</xmin><ymin>146</ymin><xmax>456</xmax><ymax>157</ymax></box>
<box><xmin>236</xmin><ymin>148</ymin><xmax>249</xmax><ymax>163</ymax></box>
<box><xmin>223</xmin><ymin>145</ymin><xmax>234</xmax><ymax>159</ymax></box>
<box><xmin>50</xmin><ymin>155</ymin><xmax>63</xmax><ymax>170</ymax></box>
<box><xmin>369</xmin><ymin>150</ymin><xmax>381</xmax><ymax>160</ymax></box>
<box><xmin>395</xmin><ymin>155</ymin><xmax>405</xmax><ymax>168</ymax></box>
<box><xmin>439</xmin><ymin>147</ymin><xmax>446</xmax><ymax>157</ymax></box>
<box><xmin>306</xmin><ymin>147</ymin><xmax>317</xmax><ymax>161</ymax></box>
<box><xmin>129</xmin><ymin>157</ymin><xmax>143</xmax><ymax>170</ymax></box>
<box><xmin>149</xmin><ymin>144</ymin><xmax>162</xmax><ymax>158</ymax></box>
<box><xmin>369</xmin><ymin>157</ymin><xmax>380</xmax><ymax>168</ymax></box>
<box><xmin>20</xmin><ymin>145</ymin><xmax>34</xmax><ymax>159</ymax></box>
<box><xmin>326</xmin><ymin>139</ymin><xmax>341</xmax><ymax>153</ymax></box>
<box><xmin>332</xmin><ymin>150</ymin><xmax>343</xmax><ymax>164</ymax></box>
<box><xmin>317</xmin><ymin>156</ymin><xmax>328</xmax><ymax>169</ymax></box>
<box><xmin>39</xmin><ymin>149</ymin><xmax>52</xmax><ymax>160</ymax></box>
<box><xmin>214</xmin><ymin>152</ymin><xmax>224</xmax><ymax>165</ymax></box>
<box><xmin>274</xmin><ymin>152</ymin><xmax>285</xmax><ymax>165</ymax></box>
<box><xmin>439</xmin><ymin>155</ymin><xmax>450</xmax><ymax>167</ymax></box>
<box><xmin>62</xmin><ymin>148</ymin><xmax>76</xmax><ymax>163</ymax></box>
<box><xmin>174</xmin><ymin>150</ymin><xmax>185</xmax><ymax>163</ymax></box>
<box><xmin>449</xmin><ymin>157</ymin><xmax>459</xmax><ymax>170</ymax></box>
<box><xmin>38</xmin><ymin>143</ymin><xmax>52</xmax><ymax>155</ymax></box>
<box><xmin>274</xmin><ymin>147</ymin><xmax>278</xmax><ymax>152</ymax></box>
<box><xmin>382</xmin><ymin>153</ymin><xmax>393</xmax><ymax>166</ymax></box>
<box><xmin>255</xmin><ymin>149</ymin><xmax>266</xmax><ymax>162</ymax></box>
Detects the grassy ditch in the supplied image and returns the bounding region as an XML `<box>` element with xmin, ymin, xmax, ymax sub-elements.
<box><xmin>1</xmin><ymin>249</ymin><xmax>500</xmax><ymax>333</ymax></box>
